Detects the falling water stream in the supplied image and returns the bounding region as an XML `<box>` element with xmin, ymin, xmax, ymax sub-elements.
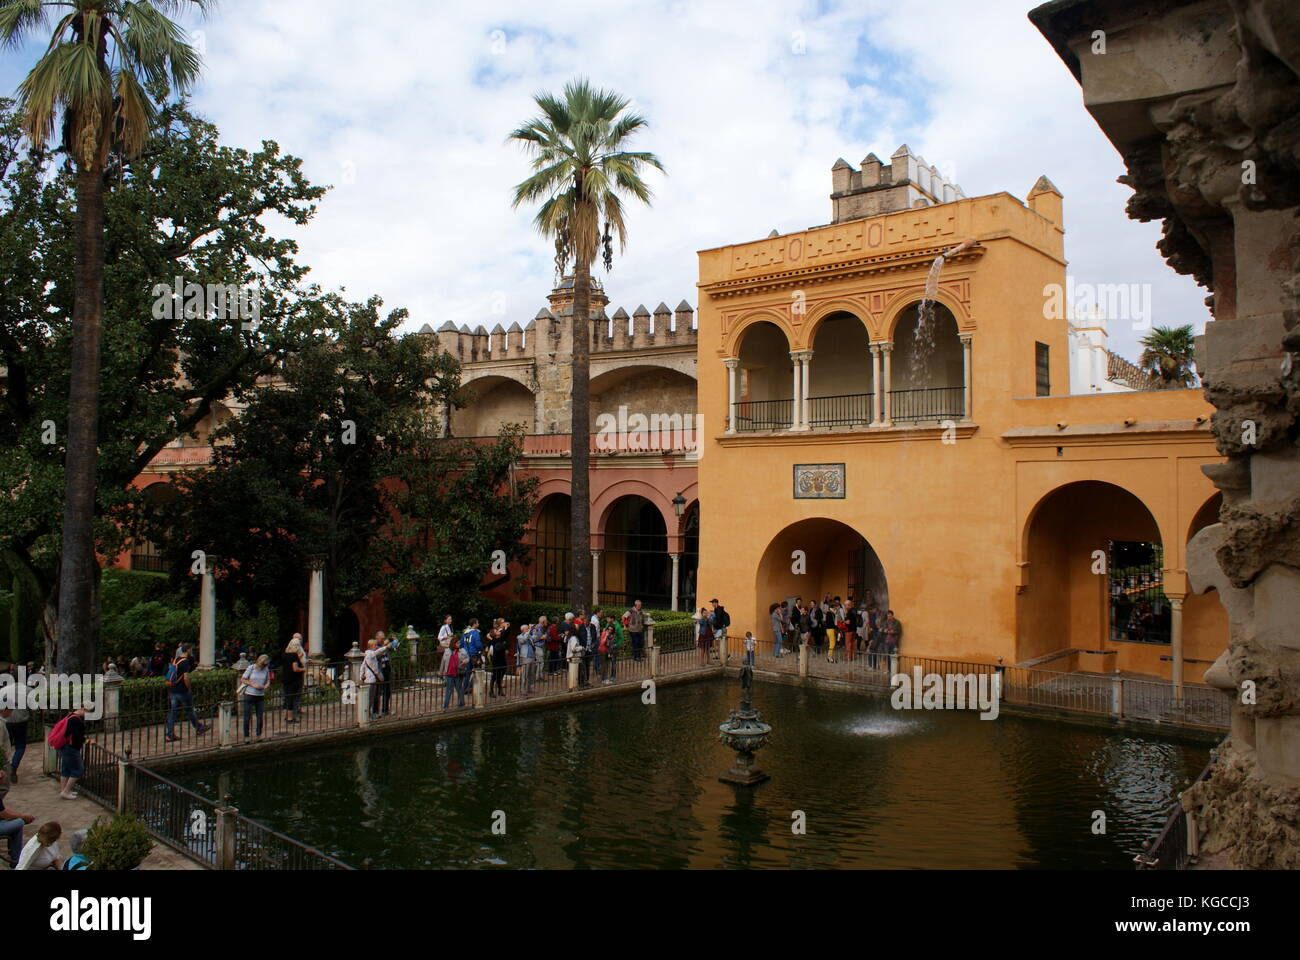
<box><xmin>910</xmin><ymin>239</ymin><xmax>977</xmax><ymax>384</ymax></box>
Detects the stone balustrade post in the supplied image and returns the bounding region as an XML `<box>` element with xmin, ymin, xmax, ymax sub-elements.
<box><xmin>218</xmin><ymin>701</ymin><xmax>235</xmax><ymax>747</ymax></box>
<box><xmin>1111</xmin><ymin>672</ymin><xmax>1125</xmax><ymax>719</ymax></box>
<box><xmin>473</xmin><ymin>669</ymin><xmax>486</xmax><ymax>708</ymax></box>
<box><xmin>215</xmin><ymin>804</ymin><xmax>237</xmax><ymax>871</ymax></box>
<box><xmin>101</xmin><ymin>667</ymin><xmax>123</xmax><ymax>734</ymax></box>
<box><xmin>799</xmin><ymin>642</ymin><xmax>809</xmax><ymax>678</ymax></box>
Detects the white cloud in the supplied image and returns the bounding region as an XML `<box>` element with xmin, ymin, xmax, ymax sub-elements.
<box><xmin>62</xmin><ymin>0</ymin><xmax>1209</xmax><ymax>361</ymax></box>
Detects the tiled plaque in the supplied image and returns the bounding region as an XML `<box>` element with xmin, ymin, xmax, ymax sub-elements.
<box><xmin>793</xmin><ymin>463</ymin><xmax>845</xmax><ymax>499</ymax></box>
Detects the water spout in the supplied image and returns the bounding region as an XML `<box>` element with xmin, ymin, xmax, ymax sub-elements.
<box><xmin>912</xmin><ymin>239</ymin><xmax>978</xmax><ymax>382</ymax></box>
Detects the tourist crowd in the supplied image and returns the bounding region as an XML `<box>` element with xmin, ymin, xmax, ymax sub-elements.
<box><xmin>766</xmin><ymin>594</ymin><xmax>903</xmax><ymax>665</ymax></box>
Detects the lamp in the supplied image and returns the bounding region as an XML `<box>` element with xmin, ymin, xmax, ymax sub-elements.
<box><xmin>672</xmin><ymin>492</ymin><xmax>687</xmax><ymax>519</ymax></box>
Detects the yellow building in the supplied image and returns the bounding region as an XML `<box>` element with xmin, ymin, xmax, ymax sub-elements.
<box><xmin>696</xmin><ymin>151</ymin><xmax>1226</xmax><ymax>685</ymax></box>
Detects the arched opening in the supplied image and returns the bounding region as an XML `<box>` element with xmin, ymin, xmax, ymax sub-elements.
<box><xmin>1187</xmin><ymin>492</ymin><xmax>1223</xmax><ymax>542</ymax></box>
<box><xmin>891</xmin><ymin>301</ymin><xmax>964</xmax><ymax>422</ymax></box>
<box><xmin>530</xmin><ymin>494</ymin><xmax>571</xmax><ymax>604</ymax></box>
<box><xmin>599</xmin><ymin>495</ymin><xmax>670</xmax><ymax>610</ymax></box>
<box><xmin>131</xmin><ymin>482</ymin><xmax>178</xmax><ymax>572</ymax></box>
<box><xmin>753</xmin><ymin>518</ymin><xmax>889</xmax><ymax>635</ymax></box>
<box><xmin>590</xmin><ymin>366</ymin><xmax>697</xmax><ymax>450</ymax></box>
<box><xmin>452</xmin><ymin>376</ymin><xmax>535</xmax><ymax>437</ymax></box>
<box><xmin>734</xmin><ymin>320</ymin><xmax>793</xmax><ymax>432</ymax></box>
<box><xmin>1018</xmin><ymin>481</ymin><xmax>1164</xmax><ymax>663</ymax></box>
<box><xmin>808</xmin><ymin>312</ymin><xmax>873</xmax><ymax>427</ymax></box>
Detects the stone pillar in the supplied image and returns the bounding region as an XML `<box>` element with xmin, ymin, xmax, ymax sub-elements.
<box><xmin>1111</xmin><ymin>671</ymin><xmax>1125</xmax><ymax>719</ymax></box>
<box><xmin>356</xmin><ymin>679</ymin><xmax>371</xmax><ymax>728</ymax></box>
<box><xmin>567</xmin><ymin>655</ymin><xmax>579</xmax><ymax>692</ymax></box>
<box><xmin>799</xmin><ymin>350</ymin><xmax>813</xmax><ymax>429</ymax></box>
<box><xmin>215</xmin><ymin>804</ymin><xmax>237</xmax><ymax>870</ymax></box>
<box><xmin>115</xmin><ymin>759</ymin><xmax>130</xmax><ymax>813</ymax></box>
<box><xmin>870</xmin><ymin>343</ymin><xmax>883</xmax><ymax>426</ymax></box>
<box><xmin>473</xmin><ymin>669</ymin><xmax>486</xmax><ymax>707</ymax></box>
<box><xmin>198</xmin><ymin>557</ymin><xmax>218</xmax><ymax>670</ymax></box>
<box><xmin>307</xmin><ymin>557</ymin><xmax>326</xmax><ymax>660</ymax></box>
<box><xmin>670</xmin><ymin>553</ymin><xmax>681</xmax><ymax>611</ymax></box>
<box><xmin>724</xmin><ymin>358</ymin><xmax>739</xmax><ymax>434</ymax></box>
<box><xmin>959</xmin><ymin>333</ymin><xmax>973</xmax><ymax>421</ymax></box>
<box><xmin>880</xmin><ymin>343</ymin><xmax>894</xmax><ymax>427</ymax></box>
<box><xmin>218</xmin><ymin>701</ymin><xmax>234</xmax><ymax>747</ymax></box>
<box><xmin>406</xmin><ymin>627</ymin><xmax>419</xmax><ymax>665</ymax></box>
<box><xmin>1169</xmin><ymin>596</ymin><xmax>1185</xmax><ymax>702</ymax></box>
<box><xmin>101</xmin><ymin>668</ymin><xmax>122</xmax><ymax>734</ymax></box>
<box><xmin>591</xmin><ymin>550</ymin><xmax>602</xmax><ymax>607</ymax></box>
<box><xmin>788</xmin><ymin>351</ymin><xmax>802</xmax><ymax>431</ymax></box>
<box><xmin>649</xmin><ymin>643</ymin><xmax>660</xmax><ymax>678</ymax></box>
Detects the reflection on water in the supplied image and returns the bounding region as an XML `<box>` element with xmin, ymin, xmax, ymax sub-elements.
<box><xmin>172</xmin><ymin>681</ymin><xmax>1210</xmax><ymax>870</ymax></box>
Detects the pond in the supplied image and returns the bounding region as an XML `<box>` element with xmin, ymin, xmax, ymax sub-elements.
<box><xmin>171</xmin><ymin>679</ymin><xmax>1210</xmax><ymax>869</ymax></box>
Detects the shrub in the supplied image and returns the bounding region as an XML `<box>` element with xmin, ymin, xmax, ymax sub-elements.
<box><xmin>120</xmin><ymin>668</ymin><xmax>238</xmax><ymax>718</ymax></box>
<box><xmin>505</xmin><ymin>600</ymin><xmax>692</xmax><ymax>627</ymax></box>
<box><xmin>84</xmin><ymin>812</ymin><xmax>154</xmax><ymax>870</ymax></box>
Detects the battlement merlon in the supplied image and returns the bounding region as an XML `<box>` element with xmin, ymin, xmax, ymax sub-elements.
<box><xmin>830</xmin><ymin>146</ymin><xmax>967</xmax><ymax>223</ymax></box>
<box><xmin>415</xmin><ymin>290</ymin><xmax>698</xmax><ymax>365</ymax></box>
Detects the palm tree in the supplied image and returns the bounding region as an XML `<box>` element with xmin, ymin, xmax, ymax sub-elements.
<box><xmin>509</xmin><ymin>78</ymin><xmax>663</xmax><ymax>615</ymax></box>
<box><xmin>2</xmin><ymin>0</ymin><xmax>212</xmax><ymax>673</ymax></box>
<box><xmin>1139</xmin><ymin>324</ymin><xmax>1198</xmax><ymax>387</ymax></box>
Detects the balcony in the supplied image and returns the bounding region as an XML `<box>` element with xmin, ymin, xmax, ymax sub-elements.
<box><xmin>460</xmin><ymin>432</ymin><xmax>700</xmax><ymax>457</ymax></box>
<box><xmin>731</xmin><ymin>387</ymin><xmax>965</xmax><ymax>434</ymax></box>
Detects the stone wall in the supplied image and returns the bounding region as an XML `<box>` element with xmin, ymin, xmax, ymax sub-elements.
<box><xmin>831</xmin><ymin>145</ymin><xmax>967</xmax><ymax>223</ymax></box>
<box><xmin>1032</xmin><ymin>0</ymin><xmax>1300</xmax><ymax>869</ymax></box>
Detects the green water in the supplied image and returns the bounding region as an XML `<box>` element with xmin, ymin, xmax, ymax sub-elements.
<box><xmin>173</xmin><ymin>680</ymin><xmax>1211</xmax><ymax>869</ymax></box>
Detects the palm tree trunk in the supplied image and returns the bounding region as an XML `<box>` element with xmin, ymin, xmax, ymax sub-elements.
<box><xmin>55</xmin><ymin>160</ymin><xmax>108</xmax><ymax>675</ymax></box>
<box><xmin>570</xmin><ymin>261</ymin><xmax>592</xmax><ymax>614</ymax></box>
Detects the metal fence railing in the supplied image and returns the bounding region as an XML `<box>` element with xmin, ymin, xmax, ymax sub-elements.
<box><xmin>737</xmin><ymin>636</ymin><xmax>1229</xmax><ymax>732</ymax></box>
<box><xmin>1135</xmin><ymin>756</ymin><xmax>1216</xmax><ymax>870</ymax></box>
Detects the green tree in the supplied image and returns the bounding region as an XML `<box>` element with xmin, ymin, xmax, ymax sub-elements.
<box><xmin>145</xmin><ymin>298</ymin><xmax>477</xmax><ymax>657</ymax></box>
<box><xmin>0</xmin><ymin>97</ymin><xmax>326</xmax><ymax>667</ymax></box>
<box><xmin>509</xmin><ymin>78</ymin><xmax>663</xmax><ymax>615</ymax></box>
<box><xmin>2</xmin><ymin>0</ymin><xmax>213</xmax><ymax>673</ymax></box>
<box><xmin>383</xmin><ymin>424</ymin><xmax>537</xmax><ymax>630</ymax></box>
<box><xmin>1139</xmin><ymin>324</ymin><xmax>1198</xmax><ymax>387</ymax></box>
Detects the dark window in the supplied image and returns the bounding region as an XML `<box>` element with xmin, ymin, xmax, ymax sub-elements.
<box><xmin>1035</xmin><ymin>342</ymin><xmax>1050</xmax><ymax>397</ymax></box>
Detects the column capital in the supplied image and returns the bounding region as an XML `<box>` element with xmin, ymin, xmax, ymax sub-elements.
<box><xmin>878</xmin><ymin>341</ymin><xmax>894</xmax><ymax>354</ymax></box>
<box><xmin>958</xmin><ymin>332</ymin><xmax>973</xmax><ymax>345</ymax></box>
<box><xmin>790</xmin><ymin>349</ymin><xmax>815</xmax><ymax>362</ymax></box>
<box><xmin>308</xmin><ymin>554</ymin><xmax>326</xmax><ymax>572</ymax></box>
<box><xmin>722</xmin><ymin>357</ymin><xmax>741</xmax><ymax>370</ymax></box>
<box><xmin>869</xmin><ymin>342</ymin><xmax>882</xmax><ymax>356</ymax></box>
<box><xmin>591</xmin><ymin>549</ymin><xmax>603</xmax><ymax>559</ymax></box>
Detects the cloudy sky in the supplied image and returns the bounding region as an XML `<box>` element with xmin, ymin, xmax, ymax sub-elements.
<box><xmin>2</xmin><ymin>0</ymin><xmax>1211</xmax><ymax>362</ymax></box>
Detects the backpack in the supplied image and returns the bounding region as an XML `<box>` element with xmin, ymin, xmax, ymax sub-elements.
<box><xmin>63</xmin><ymin>854</ymin><xmax>90</xmax><ymax>871</ymax></box>
<box><xmin>46</xmin><ymin>713</ymin><xmax>74</xmax><ymax>750</ymax></box>
<box><xmin>164</xmin><ymin>657</ymin><xmax>187</xmax><ymax>688</ymax></box>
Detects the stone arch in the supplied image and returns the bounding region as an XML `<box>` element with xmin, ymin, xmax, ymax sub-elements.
<box><xmin>722</xmin><ymin>308</ymin><xmax>793</xmax><ymax>358</ymax></box>
<box><xmin>753</xmin><ymin>517</ymin><xmax>890</xmax><ymax>644</ymax></box>
<box><xmin>799</xmin><ymin>299</ymin><xmax>873</xmax><ymax>349</ymax></box>
<box><xmin>1187</xmin><ymin>491</ymin><xmax>1223</xmax><ymax>544</ymax></box>
<box><xmin>1017</xmin><ymin>480</ymin><xmax>1167</xmax><ymax>663</ymax></box>
<box><xmin>452</xmin><ymin>374</ymin><xmax>536</xmax><ymax>437</ymax></box>
<box><xmin>881</xmin><ymin>288</ymin><xmax>970</xmax><ymax>342</ymax></box>
<box><xmin>589</xmin><ymin>364</ymin><xmax>697</xmax><ymax>439</ymax></box>
<box><xmin>599</xmin><ymin>493</ymin><xmax>673</xmax><ymax>610</ymax></box>
<box><xmin>593</xmin><ymin>479</ymin><xmax>676</xmax><ymax>541</ymax></box>
<box><xmin>807</xmin><ymin>309</ymin><xmax>874</xmax><ymax>427</ymax></box>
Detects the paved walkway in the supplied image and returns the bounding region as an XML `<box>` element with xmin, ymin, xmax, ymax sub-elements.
<box><xmin>2</xmin><ymin>748</ymin><xmax>201</xmax><ymax>871</ymax></box>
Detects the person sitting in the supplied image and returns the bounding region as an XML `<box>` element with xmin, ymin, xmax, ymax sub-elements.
<box><xmin>0</xmin><ymin>797</ymin><xmax>35</xmax><ymax>869</ymax></box>
<box><xmin>63</xmin><ymin>829</ymin><xmax>90</xmax><ymax>871</ymax></box>
<box><xmin>17</xmin><ymin>821</ymin><xmax>63</xmax><ymax>871</ymax></box>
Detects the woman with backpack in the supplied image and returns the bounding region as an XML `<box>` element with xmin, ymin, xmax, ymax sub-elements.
<box><xmin>46</xmin><ymin>706</ymin><xmax>87</xmax><ymax>800</ymax></box>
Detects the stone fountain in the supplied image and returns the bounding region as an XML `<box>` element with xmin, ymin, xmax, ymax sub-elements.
<box><xmin>718</xmin><ymin>664</ymin><xmax>772</xmax><ymax>786</ymax></box>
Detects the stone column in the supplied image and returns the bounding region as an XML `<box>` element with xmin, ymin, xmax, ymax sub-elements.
<box><xmin>788</xmin><ymin>351</ymin><xmax>802</xmax><ymax>431</ymax></box>
<box><xmin>670</xmin><ymin>553</ymin><xmax>681</xmax><ymax>611</ymax></box>
<box><xmin>1169</xmin><ymin>596</ymin><xmax>1185</xmax><ymax>702</ymax></box>
<box><xmin>870</xmin><ymin>343</ymin><xmax>883</xmax><ymax>426</ymax></box>
<box><xmin>798</xmin><ymin>641</ymin><xmax>809</xmax><ymax>678</ymax></box>
<box><xmin>101</xmin><ymin>667</ymin><xmax>122</xmax><ymax>733</ymax></box>
<box><xmin>799</xmin><ymin>350</ymin><xmax>813</xmax><ymax>430</ymax></box>
<box><xmin>198</xmin><ymin>557</ymin><xmax>218</xmax><ymax>670</ymax></box>
<box><xmin>591</xmin><ymin>550</ymin><xmax>602</xmax><ymax>607</ymax></box>
<box><xmin>959</xmin><ymin>333</ymin><xmax>973</xmax><ymax>421</ymax></box>
<box><xmin>880</xmin><ymin>343</ymin><xmax>894</xmax><ymax>427</ymax></box>
<box><xmin>307</xmin><ymin>556</ymin><xmax>325</xmax><ymax>660</ymax></box>
<box><xmin>723</xmin><ymin>358</ymin><xmax>740</xmax><ymax>434</ymax></box>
